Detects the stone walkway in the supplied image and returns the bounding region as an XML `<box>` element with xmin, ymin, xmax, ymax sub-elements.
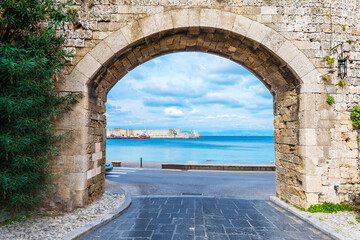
<box><xmin>81</xmin><ymin>196</ymin><xmax>333</xmax><ymax>240</ymax></box>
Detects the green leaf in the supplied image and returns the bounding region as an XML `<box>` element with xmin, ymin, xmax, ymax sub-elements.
<box><xmin>0</xmin><ymin>0</ymin><xmax>82</xmax><ymax>214</ymax></box>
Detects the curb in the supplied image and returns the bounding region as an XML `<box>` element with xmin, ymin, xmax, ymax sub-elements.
<box><xmin>269</xmin><ymin>196</ymin><xmax>352</xmax><ymax>240</ymax></box>
<box><xmin>64</xmin><ymin>191</ymin><xmax>132</xmax><ymax>240</ymax></box>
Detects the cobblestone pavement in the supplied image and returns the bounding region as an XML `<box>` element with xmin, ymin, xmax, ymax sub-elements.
<box><xmin>81</xmin><ymin>196</ymin><xmax>333</xmax><ymax>240</ymax></box>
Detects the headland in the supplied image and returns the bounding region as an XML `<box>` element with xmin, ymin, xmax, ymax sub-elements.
<box><xmin>106</xmin><ymin>127</ymin><xmax>201</xmax><ymax>139</ymax></box>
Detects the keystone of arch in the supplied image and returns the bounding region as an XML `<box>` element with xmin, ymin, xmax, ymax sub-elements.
<box><xmin>68</xmin><ymin>8</ymin><xmax>318</xmax><ymax>91</ymax></box>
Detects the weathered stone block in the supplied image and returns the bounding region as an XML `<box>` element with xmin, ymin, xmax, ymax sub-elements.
<box><xmin>261</xmin><ymin>6</ymin><xmax>277</xmax><ymax>15</ymax></box>
<box><xmin>90</xmin><ymin>40</ymin><xmax>115</xmax><ymax>65</ymax></box>
<box><xmin>303</xmin><ymin>175</ymin><xmax>322</xmax><ymax>193</ymax></box>
<box><xmin>246</xmin><ymin>20</ymin><xmax>271</xmax><ymax>44</ymax></box>
<box><xmin>73</xmin><ymin>189</ymin><xmax>88</xmax><ymax>207</ymax></box>
<box><xmin>261</xmin><ymin>29</ymin><xmax>286</xmax><ymax>53</ymax></box>
<box><xmin>104</xmin><ymin>30</ymin><xmax>129</xmax><ymax>53</ymax></box>
<box><xmin>187</xmin><ymin>8</ymin><xmax>200</xmax><ymax>27</ymax></box>
<box><xmin>289</xmin><ymin>51</ymin><xmax>316</xmax><ymax>78</ymax></box>
<box><xmin>232</xmin><ymin>15</ymin><xmax>253</xmax><ymax>37</ymax></box>
<box><xmin>92</xmin><ymin>152</ymin><xmax>98</xmax><ymax>161</ymax></box>
<box><xmin>120</xmin><ymin>20</ymin><xmax>144</xmax><ymax>44</ymax></box>
<box><xmin>87</xmin><ymin>169</ymin><xmax>95</xmax><ymax>180</ymax></box>
<box><xmin>154</xmin><ymin>11</ymin><xmax>173</xmax><ymax>31</ymax></box>
<box><xmin>329</xmin><ymin>168</ymin><xmax>340</xmax><ymax>179</ymax></box>
<box><xmin>303</xmin><ymin>157</ymin><xmax>322</xmax><ymax>175</ymax></box>
<box><xmin>216</xmin><ymin>11</ymin><xmax>236</xmax><ymax>31</ymax></box>
<box><xmin>64</xmin><ymin>68</ymin><xmax>88</xmax><ymax>92</ymax></box>
<box><xmin>276</xmin><ymin>40</ymin><xmax>300</xmax><ymax>64</ymax></box>
<box><xmin>299</xmin><ymin>128</ymin><xmax>316</xmax><ymax>146</ymax></box>
<box><xmin>95</xmin><ymin>142</ymin><xmax>101</xmax><ymax>152</ymax></box>
<box><xmin>299</xmin><ymin>93</ymin><xmax>317</xmax><ymax>112</ymax></box>
<box><xmin>138</xmin><ymin>14</ymin><xmax>159</xmax><ymax>37</ymax></box>
<box><xmin>299</xmin><ymin>110</ymin><xmax>320</xmax><ymax>129</ymax></box>
<box><xmin>300</xmin><ymin>146</ymin><xmax>324</xmax><ymax>158</ymax></box>
<box><xmin>316</xmin><ymin>129</ymin><xmax>331</xmax><ymax>146</ymax></box>
<box><xmin>74</xmin><ymin>54</ymin><xmax>101</xmax><ymax>79</ymax></box>
<box><xmin>305</xmin><ymin>193</ymin><xmax>319</xmax><ymax>208</ymax></box>
<box><xmin>171</xmin><ymin>9</ymin><xmax>189</xmax><ymax>29</ymax></box>
<box><xmin>200</xmin><ymin>9</ymin><xmax>219</xmax><ymax>28</ymax></box>
<box><xmin>69</xmin><ymin>172</ymin><xmax>87</xmax><ymax>191</ymax></box>
<box><xmin>74</xmin><ymin>154</ymin><xmax>90</xmax><ymax>173</ymax></box>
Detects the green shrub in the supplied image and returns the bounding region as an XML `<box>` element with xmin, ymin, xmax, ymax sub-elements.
<box><xmin>308</xmin><ymin>202</ymin><xmax>354</xmax><ymax>213</ymax></box>
<box><xmin>356</xmin><ymin>215</ymin><xmax>360</xmax><ymax>223</ymax></box>
<box><xmin>351</xmin><ymin>105</ymin><xmax>360</xmax><ymax>128</ymax></box>
<box><xmin>67</xmin><ymin>7</ymin><xmax>78</xmax><ymax>18</ymax></box>
<box><xmin>0</xmin><ymin>0</ymin><xmax>80</xmax><ymax>214</ymax></box>
<box><xmin>338</xmin><ymin>79</ymin><xmax>346</xmax><ymax>87</ymax></box>
<box><xmin>326</xmin><ymin>96</ymin><xmax>334</xmax><ymax>105</ymax></box>
<box><xmin>325</xmin><ymin>55</ymin><xmax>335</xmax><ymax>65</ymax></box>
<box><xmin>321</xmin><ymin>75</ymin><xmax>329</xmax><ymax>81</ymax></box>
<box><xmin>89</xmin><ymin>0</ymin><xmax>95</xmax><ymax>8</ymax></box>
<box><xmin>294</xmin><ymin>205</ymin><xmax>306</xmax><ymax>212</ymax></box>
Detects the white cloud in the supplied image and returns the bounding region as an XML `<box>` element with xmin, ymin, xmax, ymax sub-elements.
<box><xmin>164</xmin><ymin>107</ymin><xmax>183</xmax><ymax>116</ymax></box>
<box><xmin>105</xmin><ymin>52</ymin><xmax>274</xmax><ymax>135</ymax></box>
<box><xmin>190</xmin><ymin>109</ymin><xmax>199</xmax><ymax>114</ymax></box>
<box><xmin>200</xmin><ymin>114</ymin><xmax>245</xmax><ymax>119</ymax></box>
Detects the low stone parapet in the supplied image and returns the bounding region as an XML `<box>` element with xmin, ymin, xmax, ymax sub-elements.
<box><xmin>161</xmin><ymin>163</ymin><xmax>275</xmax><ymax>171</ymax></box>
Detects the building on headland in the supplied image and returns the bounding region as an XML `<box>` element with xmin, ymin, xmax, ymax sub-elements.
<box><xmin>106</xmin><ymin>127</ymin><xmax>201</xmax><ymax>139</ymax></box>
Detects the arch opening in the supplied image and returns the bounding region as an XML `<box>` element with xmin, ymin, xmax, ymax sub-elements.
<box><xmin>105</xmin><ymin>52</ymin><xmax>276</xmax><ymax>163</ymax></box>
<box><xmin>84</xmin><ymin>27</ymin><xmax>304</xmax><ymax>206</ymax></box>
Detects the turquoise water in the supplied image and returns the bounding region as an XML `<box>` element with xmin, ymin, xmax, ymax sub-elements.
<box><xmin>106</xmin><ymin>136</ymin><xmax>275</xmax><ymax>165</ymax></box>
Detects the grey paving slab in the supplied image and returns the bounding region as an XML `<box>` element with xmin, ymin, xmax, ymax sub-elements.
<box><xmin>80</xmin><ymin>197</ymin><xmax>333</xmax><ymax>240</ymax></box>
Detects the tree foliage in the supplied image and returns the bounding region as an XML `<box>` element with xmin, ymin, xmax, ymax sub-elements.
<box><xmin>0</xmin><ymin>0</ymin><xmax>79</xmax><ymax>213</ymax></box>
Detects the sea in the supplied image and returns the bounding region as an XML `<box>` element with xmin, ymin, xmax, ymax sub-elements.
<box><xmin>106</xmin><ymin>136</ymin><xmax>275</xmax><ymax>165</ymax></box>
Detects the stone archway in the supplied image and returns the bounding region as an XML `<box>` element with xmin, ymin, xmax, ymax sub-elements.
<box><xmin>55</xmin><ymin>8</ymin><xmax>357</xmax><ymax>211</ymax></box>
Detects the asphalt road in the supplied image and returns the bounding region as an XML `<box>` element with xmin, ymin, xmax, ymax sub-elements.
<box><xmin>105</xmin><ymin>167</ymin><xmax>275</xmax><ymax>200</ymax></box>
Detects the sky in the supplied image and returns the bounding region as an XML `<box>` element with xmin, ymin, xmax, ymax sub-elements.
<box><xmin>105</xmin><ymin>52</ymin><xmax>274</xmax><ymax>136</ymax></box>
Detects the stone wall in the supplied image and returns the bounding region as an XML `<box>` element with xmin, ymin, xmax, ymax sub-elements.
<box><xmin>54</xmin><ymin>0</ymin><xmax>360</xmax><ymax>210</ymax></box>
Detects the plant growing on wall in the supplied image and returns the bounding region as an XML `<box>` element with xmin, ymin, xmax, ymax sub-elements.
<box><xmin>326</xmin><ymin>96</ymin><xmax>334</xmax><ymax>105</ymax></box>
<box><xmin>325</xmin><ymin>55</ymin><xmax>335</xmax><ymax>65</ymax></box>
<box><xmin>89</xmin><ymin>0</ymin><xmax>95</xmax><ymax>8</ymax></box>
<box><xmin>338</xmin><ymin>79</ymin><xmax>346</xmax><ymax>87</ymax></box>
<box><xmin>0</xmin><ymin>0</ymin><xmax>81</xmax><ymax>215</ymax></box>
<box><xmin>321</xmin><ymin>75</ymin><xmax>329</xmax><ymax>81</ymax></box>
<box><xmin>351</xmin><ymin>105</ymin><xmax>360</xmax><ymax>128</ymax></box>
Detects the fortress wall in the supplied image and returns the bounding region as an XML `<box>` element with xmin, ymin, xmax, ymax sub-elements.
<box><xmin>106</xmin><ymin>128</ymin><xmax>199</xmax><ymax>138</ymax></box>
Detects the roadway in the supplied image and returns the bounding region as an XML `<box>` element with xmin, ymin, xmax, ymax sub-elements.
<box><xmin>105</xmin><ymin>167</ymin><xmax>276</xmax><ymax>199</ymax></box>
